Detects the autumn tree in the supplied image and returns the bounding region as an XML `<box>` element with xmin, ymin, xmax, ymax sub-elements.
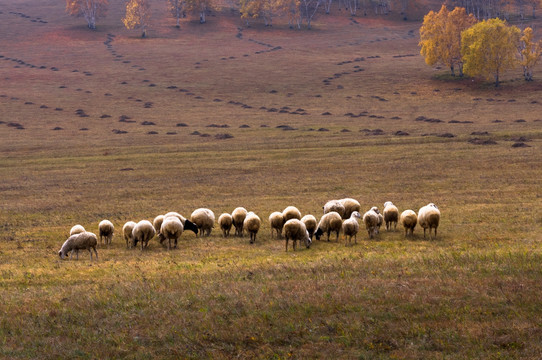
<box><xmin>65</xmin><ymin>0</ymin><xmax>108</xmax><ymax>30</ymax></box>
<box><xmin>185</xmin><ymin>0</ymin><xmax>215</xmax><ymax>23</ymax></box>
<box><xmin>123</xmin><ymin>0</ymin><xmax>151</xmax><ymax>37</ymax></box>
<box><xmin>167</xmin><ymin>0</ymin><xmax>185</xmax><ymax>28</ymax></box>
<box><xmin>419</xmin><ymin>6</ymin><xmax>477</xmax><ymax>76</ymax></box>
<box><xmin>240</xmin><ymin>0</ymin><xmax>276</xmax><ymax>26</ymax></box>
<box><xmin>519</xmin><ymin>27</ymin><xmax>542</xmax><ymax>81</ymax></box>
<box><xmin>461</xmin><ymin>18</ymin><xmax>521</xmax><ymax>86</ymax></box>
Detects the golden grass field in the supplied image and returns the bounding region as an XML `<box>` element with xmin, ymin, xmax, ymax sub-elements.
<box><xmin>1</xmin><ymin>0</ymin><xmax>541</xmax><ymax>358</ymax></box>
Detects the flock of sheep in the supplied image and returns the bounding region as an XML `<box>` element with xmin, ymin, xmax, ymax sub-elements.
<box><xmin>58</xmin><ymin>199</ymin><xmax>441</xmax><ymax>260</ymax></box>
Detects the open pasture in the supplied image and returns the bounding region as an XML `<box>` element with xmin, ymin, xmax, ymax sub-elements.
<box><xmin>0</xmin><ymin>0</ymin><xmax>541</xmax><ymax>358</ymax></box>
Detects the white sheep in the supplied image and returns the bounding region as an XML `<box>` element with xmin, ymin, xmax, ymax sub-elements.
<box><xmin>269</xmin><ymin>211</ymin><xmax>285</xmax><ymax>239</ymax></box>
<box><xmin>99</xmin><ymin>220</ymin><xmax>114</xmax><ymax>245</ymax></box>
<box><xmin>160</xmin><ymin>216</ymin><xmax>184</xmax><ymax>250</ymax></box>
<box><xmin>283</xmin><ymin>219</ymin><xmax>311</xmax><ymax>251</ymax></box>
<box><xmin>122</xmin><ymin>221</ymin><xmax>137</xmax><ymax>248</ymax></box>
<box><xmin>282</xmin><ymin>206</ymin><xmax>302</xmax><ymax>222</ymax></box>
<box><xmin>339</xmin><ymin>198</ymin><xmax>362</xmax><ymax>219</ymax></box>
<box><xmin>70</xmin><ymin>224</ymin><xmax>86</xmax><ymax>236</ymax></box>
<box><xmin>190</xmin><ymin>208</ymin><xmax>215</xmax><ymax>237</ymax></box>
<box><xmin>399</xmin><ymin>210</ymin><xmax>417</xmax><ymax>238</ymax></box>
<box><xmin>132</xmin><ymin>220</ymin><xmax>156</xmax><ymax>250</ymax></box>
<box><xmin>383</xmin><ymin>201</ymin><xmax>399</xmax><ymax>231</ymax></box>
<box><xmin>342</xmin><ymin>211</ymin><xmax>361</xmax><ymax>246</ymax></box>
<box><xmin>418</xmin><ymin>203</ymin><xmax>441</xmax><ymax>240</ymax></box>
<box><xmin>218</xmin><ymin>213</ymin><xmax>233</xmax><ymax>237</ymax></box>
<box><xmin>314</xmin><ymin>211</ymin><xmax>343</xmax><ymax>241</ymax></box>
<box><xmin>363</xmin><ymin>207</ymin><xmax>380</xmax><ymax>239</ymax></box>
<box><xmin>323</xmin><ymin>200</ymin><xmax>346</xmax><ymax>218</ymax></box>
<box><xmin>243</xmin><ymin>211</ymin><xmax>261</xmax><ymax>244</ymax></box>
<box><xmin>232</xmin><ymin>207</ymin><xmax>248</xmax><ymax>237</ymax></box>
<box><xmin>301</xmin><ymin>214</ymin><xmax>317</xmax><ymax>240</ymax></box>
<box><xmin>163</xmin><ymin>211</ymin><xmax>199</xmax><ymax>236</ymax></box>
<box><xmin>153</xmin><ymin>215</ymin><xmax>165</xmax><ymax>243</ymax></box>
<box><xmin>58</xmin><ymin>231</ymin><xmax>98</xmax><ymax>260</ymax></box>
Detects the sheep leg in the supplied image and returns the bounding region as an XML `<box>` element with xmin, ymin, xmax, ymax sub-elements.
<box><xmin>336</xmin><ymin>230</ymin><xmax>340</xmax><ymax>242</ymax></box>
<box><xmin>93</xmin><ymin>247</ymin><xmax>98</xmax><ymax>260</ymax></box>
<box><xmin>293</xmin><ymin>239</ymin><xmax>297</xmax><ymax>251</ymax></box>
<box><xmin>434</xmin><ymin>227</ymin><xmax>437</xmax><ymax>239</ymax></box>
<box><xmin>423</xmin><ymin>228</ymin><xmax>427</xmax><ymax>239</ymax></box>
<box><xmin>285</xmin><ymin>238</ymin><xmax>289</xmax><ymax>251</ymax></box>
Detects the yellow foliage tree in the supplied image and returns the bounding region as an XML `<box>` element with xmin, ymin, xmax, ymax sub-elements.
<box><xmin>65</xmin><ymin>0</ymin><xmax>108</xmax><ymax>30</ymax></box>
<box><xmin>520</xmin><ymin>27</ymin><xmax>542</xmax><ymax>81</ymax></box>
<box><xmin>122</xmin><ymin>0</ymin><xmax>151</xmax><ymax>38</ymax></box>
<box><xmin>240</xmin><ymin>0</ymin><xmax>277</xmax><ymax>26</ymax></box>
<box><xmin>419</xmin><ymin>5</ymin><xmax>477</xmax><ymax>76</ymax></box>
<box><xmin>461</xmin><ymin>18</ymin><xmax>521</xmax><ymax>87</ymax></box>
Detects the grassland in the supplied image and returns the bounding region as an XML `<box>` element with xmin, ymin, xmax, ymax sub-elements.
<box><xmin>0</xmin><ymin>0</ymin><xmax>541</xmax><ymax>358</ymax></box>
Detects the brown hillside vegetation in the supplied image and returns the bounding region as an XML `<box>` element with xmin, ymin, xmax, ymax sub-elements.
<box><xmin>0</xmin><ymin>0</ymin><xmax>541</xmax><ymax>358</ymax></box>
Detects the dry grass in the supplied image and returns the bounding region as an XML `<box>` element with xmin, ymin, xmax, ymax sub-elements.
<box><xmin>0</xmin><ymin>0</ymin><xmax>541</xmax><ymax>358</ymax></box>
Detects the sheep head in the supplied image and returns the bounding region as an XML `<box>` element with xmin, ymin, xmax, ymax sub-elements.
<box><xmin>305</xmin><ymin>230</ymin><xmax>312</xmax><ymax>248</ymax></box>
<box><xmin>184</xmin><ymin>220</ymin><xmax>199</xmax><ymax>235</ymax></box>
<box><xmin>314</xmin><ymin>228</ymin><xmax>323</xmax><ymax>241</ymax></box>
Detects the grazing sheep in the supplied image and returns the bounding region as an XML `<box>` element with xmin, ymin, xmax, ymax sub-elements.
<box><xmin>342</xmin><ymin>211</ymin><xmax>361</xmax><ymax>246</ymax></box>
<box><xmin>58</xmin><ymin>231</ymin><xmax>98</xmax><ymax>260</ymax></box>
<box><xmin>163</xmin><ymin>211</ymin><xmax>199</xmax><ymax>235</ymax></box>
<box><xmin>377</xmin><ymin>213</ymin><xmax>384</xmax><ymax>233</ymax></box>
<box><xmin>383</xmin><ymin>201</ymin><xmax>399</xmax><ymax>231</ymax></box>
<box><xmin>190</xmin><ymin>208</ymin><xmax>215</xmax><ymax>237</ymax></box>
<box><xmin>269</xmin><ymin>211</ymin><xmax>285</xmax><ymax>239</ymax></box>
<box><xmin>418</xmin><ymin>203</ymin><xmax>441</xmax><ymax>240</ymax></box>
<box><xmin>218</xmin><ymin>213</ymin><xmax>233</xmax><ymax>237</ymax></box>
<box><xmin>282</xmin><ymin>206</ymin><xmax>302</xmax><ymax>221</ymax></box>
<box><xmin>314</xmin><ymin>211</ymin><xmax>343</xmax><ymax>241</ymax></box>
<box><xmin>132</xmin><ymin>220</ymin><xmax>156</xmax><ymax>250</ymax></box>
<box><xmin>98</xmin><ymin>220</ymin><xmax>114</xmax><ymax>245</ymax></box>
<box><xmin>301</xmin><ymin>214</ymin><xmax>317</xmax><ymax>240</ymax></box>
<box><xmin>363</xmin><ymin>207</ymin><xmax>380</xmax><ymax>239</ymax></box>
<box><xmin>243</xmin><ymin>212</ymin><xmax>261</xmax><ymax>244</ymax></box>
<box><xmin>122</xmin><ymin>221</ymin><xmax>137</xmax><ymax>248</ymax></box>
<box><xmin>232</xmin><ymin>207</ymin><xmax>248</xmax><ymax>237</ymax></box>
<box><xmin>160</xmin><ymin>216</ymin><xmax>184</xmax><ymax>250</ymax></box>
<box><xmin>69</xmin><ymin>224</ymin><xmax>85</xmax><ymax>236</ymax></box>
<box><xmin>283</xmin><ymin>219</ymin><xmax>311</xmax><ymax>251</ymax></box>
<box><xmin>323</xmin><ymin>200</ymin><xmax>346</xmax><ymax>218</ymax></box>
<box><xmin>399</xmin><ymin>210</ymin><xmax>417</xmax><ymax>238</ymax></box>
<box><xmin>153</xmin><ymin>215</ymin><xmax>166</xmax><ymax>244</ymax></box>
<box><xmin>339</xmin><ymin>198</ymin><xmax>362</xmax><ymax>219</ymax></box>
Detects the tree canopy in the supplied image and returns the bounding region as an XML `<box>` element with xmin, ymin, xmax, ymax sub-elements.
<box><xmin>461</xmin><ymin>18</ymin><xmax>521</xmax><ymax>86</ymax></box>
<box><xmin>65</xmin><ymin>0</ymin><xmax>108</xmax><ymax>30</ymax></box>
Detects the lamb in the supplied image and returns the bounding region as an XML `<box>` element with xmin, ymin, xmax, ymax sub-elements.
<box><xmin>190</xmin><ymin>208</ymin><xmax>215</xmax><ymax>237</ymax></box>
<box><xmin>163</xmin><ymin>211</ymin><xmax>199</xmax><ymax>235</ymax></box>
<box><xmin>314</xmin><ymin>211</ymin><xmax>343</xmax><ymax>241</ymax></box>
<box><xmin>283</xmin><ymin>219</ymin><xmax>311</xmax><ymax>251</ymax></box>
<box><xmin>323</xmin><ymin>200</ymin><xmax>346</xmax><ymax>218</ymax></box>
<box><xmin>339</xmin><ymin>198</ymin><xmax>362</xmax><ymax>219</ymax></box>
<box><xmin>363</xmin><ymin>207</ymin><xmax>380</xmax><ymax>239</ymax></box>
<box><xmin>69</xmin><ymin>224</ymin><xmax>85</xmax><ymax>236</ymax></box>
<box><xmin>282</xmin><ymin>206</ymin><xmax>302</xmax><ymax>221</ymax></box>
<box><xmin>301</xmin><ymin>214</ymin><xmax>317</xmax><ymax>240</ymax></box>
<box><xmin>98</xmin><ymin>220</ymin><xmax>114</xmax><ymax>245</ymax></box>
<box><xmin>399</xmin><ymin>210</ymin><xmax>417</xmax><ymax>238</ymax></box>
<box><xmin>132</xmin><ymin>220</ymin><xmax>156</xmax><ymax>250</ymax></box>
<box><xmin>217</xmin><ymin>213</ymin><xmax>233</xmax><ymax>237</ymax></box>
<box><xmin>342</xmin><ymin>211</ymin><xmax>361</xmax><ymax>246</ymax></box>
<box><xmin>122</xmin><ymin>221</ymin><xmax>137</xmax><ymax>248</ymax></box>
<box><xmin>383</xmin><ymin>201</ymin><xmax>399</xmax><ymax>231</ymax></box>
<box><xmin>269</xmin><ymin>211</ymin><xmax>285</xmax><ymax>239</ymax></box>
<box><xmin>418</xmin><ymin>203</ymin><xmax>441</xmax><ymax>240</ymax></box>
<box><xmin>232</xmin><ymin>207</ymin><xmax>248</xmax><ymax>237</ymax></box>
<box><xmin>243</xmin><ymin>211</ymin><xmax>261</xmax><ymax>244</ymax></box>
<box><xmin>58</xmin><ymin>231</ymin><xmax>98</xmax><ymax>260</ymax></box>
<box><xmin>160</xmin><ymin>216</ymin><xmax>184</xmax><ymax>250</ymax></box>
